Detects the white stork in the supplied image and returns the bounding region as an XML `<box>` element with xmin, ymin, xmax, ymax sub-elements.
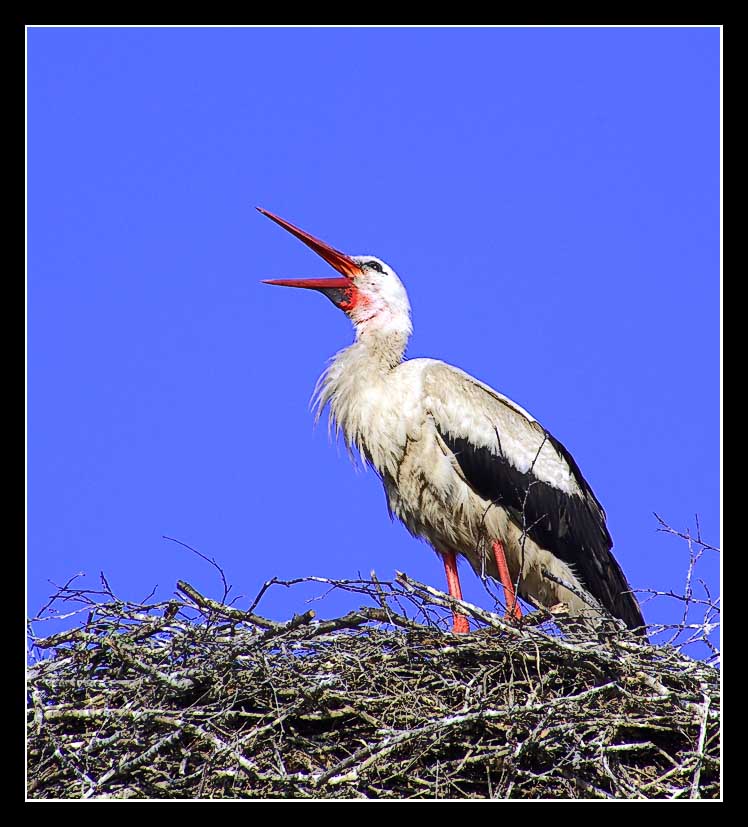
<box><xmin>259</xmin><ymin>208</ymin><xmax>645</xmax><ymax>636</ymax></box>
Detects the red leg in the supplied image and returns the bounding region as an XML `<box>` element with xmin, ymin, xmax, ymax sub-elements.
<box><xmin>492</xmin><ymin>539</ymin><xmax>522</xmax><ymax>620</ymax></box>
<box><xmin>442</xmin><ymin>550</ymin><xmax>470</xmax><ymax>633</ymax></box>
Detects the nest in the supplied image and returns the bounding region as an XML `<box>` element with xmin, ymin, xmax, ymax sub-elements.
<box><xmin>27</xmin><ymin>566</ymin><xmax>719</xmax><ymax>800</ymax></box>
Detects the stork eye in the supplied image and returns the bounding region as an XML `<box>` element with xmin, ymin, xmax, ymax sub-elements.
<box><xmin>366</xmin><ymin>260</ymin><xmax>384</xmax><ymax>273</ymax></box>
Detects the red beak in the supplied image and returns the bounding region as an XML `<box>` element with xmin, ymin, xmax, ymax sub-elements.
<box><xmin>258</xmin><ymin>208</ymin><xmax>363</xmax><ymax>291</ymax></box>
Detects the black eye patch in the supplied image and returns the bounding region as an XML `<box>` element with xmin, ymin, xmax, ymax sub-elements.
<box><xmin>366</xmin><ymin>260</ymin><xmax>385</xmax><ymax>273</ymax></box>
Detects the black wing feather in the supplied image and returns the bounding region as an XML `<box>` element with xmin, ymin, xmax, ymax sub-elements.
<box><xmin>437</xmin><ymin>426</ymin><xmax>645</xmax><ymax>633</ymax></box>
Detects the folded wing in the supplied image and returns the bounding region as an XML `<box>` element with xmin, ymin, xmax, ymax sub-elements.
<box><xmin>422</xmin><ymin>362</ymin><xmax>645</xmax><ymax>632</ymax></box>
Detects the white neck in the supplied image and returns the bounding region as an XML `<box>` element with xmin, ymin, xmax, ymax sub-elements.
<box><xmin>350</xmin><ymin>301</ymin><xmax>413</xmax><ymax>344</ymax></box>
<box><xmin>312</xmin><ymin>328</ymin><xmax>409</xmax><ymax>458</ymax></box>
<box><xmin>353</xmin><ymin>323</ymin><xmax>410</xmax><ymax>367</ymax></box>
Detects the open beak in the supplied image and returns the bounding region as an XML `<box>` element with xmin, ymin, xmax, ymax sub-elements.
<box><xmin>258</xmin><ymin>208</ymin><xmax>363</xmax><ymax>291</ymax></box>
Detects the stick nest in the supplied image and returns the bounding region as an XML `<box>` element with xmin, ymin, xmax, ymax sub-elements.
<box><xmin>28</xmin><ymin>572</ymin><xmax>719</xmax><ymax>800</ymax></box>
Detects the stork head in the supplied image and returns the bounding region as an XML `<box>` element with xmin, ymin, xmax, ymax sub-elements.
<box><xmin>259</xmin><ymin>208</ymin><xmax>412</xmax><ymax>339</ymax></box>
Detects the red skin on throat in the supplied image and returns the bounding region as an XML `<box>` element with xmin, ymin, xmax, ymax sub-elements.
<box><xmin>340</xmin><ymin>287</ymin><xmax>369</xmax><ymax>316</ymax></box>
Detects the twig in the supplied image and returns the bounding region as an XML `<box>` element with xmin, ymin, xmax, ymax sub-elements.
<box><xmin>163</xmin><ymin>536</ymin><xmax>232</xmax><ymax>603</ymax></box>
<box><xmin>690</xmin><ymin>688</ymin><xmax>712</xmax><ymax>799</ymax></box>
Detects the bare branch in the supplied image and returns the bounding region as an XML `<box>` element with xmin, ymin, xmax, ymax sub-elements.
<box><xmin>162</xmin><ymin>536</ymin><xmax>232</xmax><ymax>603</ymax></box>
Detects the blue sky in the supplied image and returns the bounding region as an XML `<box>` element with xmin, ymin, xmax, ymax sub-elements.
<box><xmin>28</xmin><ymin>27</ymin><xmax>720</xmax><ymax>647</ymax></box>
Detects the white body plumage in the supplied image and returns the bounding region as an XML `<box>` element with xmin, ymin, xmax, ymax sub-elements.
<box><xmin>316</xmin><ymin>335</ymin><xmax>595</xmax><ymax>619</ymax></box>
